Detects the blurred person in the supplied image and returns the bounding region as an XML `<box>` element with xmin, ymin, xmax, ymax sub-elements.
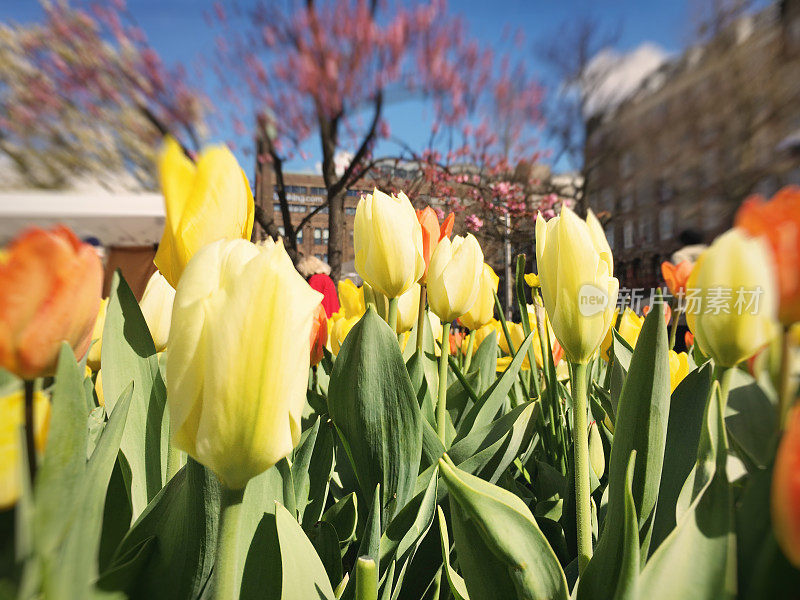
<box><xmin>297</xmin><ymin>254</ymin><xmax>340</xmax><ymax>318</ymax></box>
<box><xmin>671</xmin><ymin>229</ymin><xmax>707</xmax><ymax>265</ymax></box>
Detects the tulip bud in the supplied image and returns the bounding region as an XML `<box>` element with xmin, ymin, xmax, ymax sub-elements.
<box><xmin>686</xmin><ymin>229</ymin><xmax>778</xmax><ymax>367</ymax></box>
<box><xmin>668</xmin><ymin>350</ymin><xmax>692</xmax><ymax>392</ymax></box>
<box><xmin>416</xmin><ymin>207</ymin><xmax>454</xmax><ymax>282</ymax></box>
<box><xmin>427</xmin><ymin>234</ymin><xmax>484</xmax><ymax>323</ymax></box>
<box><xmin>0</xmin><ymin>226</ymin><xmax>103</xmax><ymax>379</ymax></box>
<box><xmin>86</xmin><ymin>298</ymin><xmax>108</xmax><ymax>371</ymax></box>
<box><xmin>536</xmin><ymin>207</ymin><xmax>619</xmax><ymax>364</ymax></box>
<box><xmin>395</xmin><ymin>283</ymin><xmax>421</xmax><ymax>334</ymax></box>
<box><xmin>310</xmin><ymin>303</ymin><xmax>327</xmax><ymax>367</ymax></box>
<box><xmin>139</xmin><ymin>271</ymin><xmax>175</xmax><ymax>352</ymax></box>
<box><xmin>685</xmin><ymin>331</ymin><xmax>695</xmax><ymax>348</ymax></box>
<box><xmin>661</xmin><ymin>260</ymin><xmax>693</xmax><ymax>297</ymax></box>
<box><xmin>154</xmin><ymin>136</ymin><xmax>255</xmax><ymax>288</ymax></box>
<box><xmin>588</xmin><ymin>421</ymin><xmax>605</xmax><ymax>479</ymax></box>
<box><xmin>338</xmin><ymin>278</ymin><xmax>365</xmax><ymax>320</ymax></box>
<box><xmin>0</xmin><ymin>389</ymin><xmax>50</xmax><ymax>509</ymax></box>
<box><xmin>736</xmin><ymin>186</ymin><xmax>800</xmax><ymax>325</ymax></box>
<box><xmin>354</xmin><ymin>189</ymin><xmax>425</xmax><ymax>298</ymax></box>
<box><xmin>330</xmin><ymin>314</ymin><xmax>360</xmax><ymax>356</ymax></box>
<box><xmin>459</xmin><ymin>263</ymin><xmax>499</xmax><ymax>331</ymax></box>
<box><xmin>601</xmin><ymin>308</ymin><xmax>643</xmax><ymax>361</ymax></box>
<box><xmin>772</xmin><ymin>405</ymin><xmax>800</xmax><ymax>567</ymax></box>
<box><xmin>166</xmin><ymin>238</ymin><xmax>322</xmax><ymax>489</ymax></box>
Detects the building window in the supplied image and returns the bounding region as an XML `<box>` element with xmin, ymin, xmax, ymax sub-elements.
<box><xmin>621</xmin><ymin>194</ymin><xmax>634</xmax><ymax>213</ymax></box>
<box><xmin>702</xmin><ymin>196</ymin><xmax>725</xmax><ymax>231</ymax></box>
<box><xmin>639</xmin><ymin>216</ymin><xmax>654</xmax><ymax>244</ymax></box>
<box><xmin>659</xmin><ymin>208</ymin><xmax>673</xmax><ymax>241</ymax></box>
<box><xmin>297</xmin><ymin>229</ymin><xmax>304</xmax><ymax>243</ymax></box>
<box><xmin>310</xmin><ymin>187</ymin><xmax>326</xmax><ymax>196</ymax></box>
<box><xmin>323</xmin><ymin>228</ymin><xmax>329</xmax><ymax>241</ymax></box>
<box><xmin>620</xmin><ymin>152</ymin><xmax>634</xmax><ymax>178</ymax></box>
<box><xmin>289</xmin><ymin>204</ymin><xmax>306</xmax><ymax>213</ymax></box>
<box><xmin>600</xmin><ymin>189</ymin><xmax>614</xmax><ymax>213</ymax></box>
<box><xmin>623</xmin><ymin>221</ymin><xmax>634</xmax><ymax>249</ymax></box>
<box><xmin>604</xmin><ymin>224</ymin><xmax>615</xmax><ymax>250</ymax></box>
<box><xmin>314</xmin><ymin>228</ymin><xmax>324</xmax><ymax>245</ymax></box>
<box><xmin>345</xmin><ymin>207</ymin><xmax>357</xmax><ymax>215</ymax></box>
<box><xmin>273</xmin><ymin>203</ymin><xmax>281</xmax><ymax>212</ymax></box>
<box><xmin>315</xmin><ymin>253</ymin><xmax>328</xmax><ymax>262</ymax></box>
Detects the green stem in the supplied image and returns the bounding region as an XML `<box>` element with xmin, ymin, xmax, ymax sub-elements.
<box><xmin>669</xmin><ymin>307</ymin><xmax>681</xmax><ymax>351</ymax></box>
<box><xmin>23</xmin><ymin>379</ymin><xmax>36</xmax><ymax>485</ymax></box>
<box><xmin>778</xmin><ymin>325</ymin><xmax>793</xmax><ymax>427</ymax></box>
<box><xmin>355</xmin><ymin>557</ymin><xmax>378</xmax><ymax>600</ymax></box>
<box><xmin>387</xmin><ymin>297</ymin><xmax>399</xmax><ymax>333</ymax></box>
<box><xmin>214</xmin><ymin>485</ymin><xmax>245</xmax><ymax>600</ymax></box>
<box><xmin>416</xmin><ymin>285</ymin><xmax>427</xmax><ymax>353</ymax></box>
<box><xmin>570</xmin><ymin>362</ymin><xmax>593</xmax><ymax>574</ymax></box>
<box><xmin>437</xmin><ymin>321</ymin><xmax>452</xmax><ymax>444</ymax></box>
<box><xmin>166</xmin><ymin>445</ymin><xmax>183</xmax><ymax>480</ymax></box>
<box><xmin>463</xmin><ymin>331</ymin><xmax>475</xmax><ymax>372</ymax></box>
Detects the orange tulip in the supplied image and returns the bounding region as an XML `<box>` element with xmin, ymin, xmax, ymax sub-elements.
<box><xmin>0</xmin><ymin>226</ymin><xmax>102</xmax><ymax>379</ymax></box>
<box><xmin>416</xmin><ymin>207</ymin><xmax>454</xmax><ymax>282</ymax></box>
<box><xmin>661</xmin><ymin>260</ymin><xmax>693</xmax><ymax>297</ymax></box>
<box><xmin>449</xmin><ymin>329</ymin><xmax>464</xmax><ymax>355</ymax></box>
<box><xmin>552</xmin><ymin>339</ymin><xmax>565</xmax><ymax>366</ymax></box>
<box><xmin>643</xmin><ymin>303</ymin><xmax>672</xmax><ymax>324</ymax></box>
<box><xmin>772</xmin><ymin>405</ymin><xmax>800</xmax><ymax>567</ymax></box>
<box><xmin>736</xmin><ymin>186</ymin><xmax>800</xmax><ymax>325</ymax></box>
<box><xmin>310</xmin><ymin>303</ymin><xmax>327</xmax><ymax>367</ymax></box>
<box><xmin>685</xmin><ymin>331</ymin><xmax>694</xmax><ymax>348</ymax></box>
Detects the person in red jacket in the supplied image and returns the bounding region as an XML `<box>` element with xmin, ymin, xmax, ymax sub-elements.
<box><xmin>297</xmin><ymin>254</ymin><xmax>340</xmax><ymax>318</ymax></box>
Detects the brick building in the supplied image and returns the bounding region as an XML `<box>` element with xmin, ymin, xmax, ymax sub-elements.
<box><xmin>584</xmin><ymin>0</ymin><xmax>800</xmax><ymax>290</ymax></box>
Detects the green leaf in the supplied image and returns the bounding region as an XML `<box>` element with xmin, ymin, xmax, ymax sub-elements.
<box><xmin>611</xmin><ymin>452</ymin><xmax>640</xmax><ymax>600</ymax></box>
<box><xmin>471</xmin><ymin>331</ymin><xmax>498</xmax><ymax>395</ymax></box>
<box><xmin>328</xmin><ymin>308</ymin><xmax>423</xmax><ymax>521</ymax></box>
<box><xmin>440</xmin><ymin>457</ymin><xmax>568</xmax><ymax>600</ymax></box>
<box><xmin>609</xmin><ymin>329</ymin><xmax>634</xmax><ymax>418</ymax></box>
<box><xmin>449</xmin><ymin>402</ymin><xmax>539</xmax><ymax>484</ymax></box>
<box><xmin>275</xmin><ymin>502</ymin><xmax>336</xmax><ymax>599</ymax></box>
<box><xmin>578</xmin><ymin>300</ymin><xmax>671</xmax><ymax>600</ymax></box>
<box><xmin>650</xmin><ymin>364</ymin><xmax>713</xmax><ymax>554</ymax></box>
<box><xmin>437</xmin><ymin>506</ymin><xmax>470</xmax><ymax>600</ymax></box>
<box><xmin>308</xmin><ymin>520</ymin><xmax>343</xmax><ymax>591</ymax></box>
<box><xmin>637</xmin><ymin>384</ymin><xmax>736</xmax><ymax>600</ymax></box>
<box><xmin>456</xmin><ymin>333</ymin><xmax>534</xmax><ymax>440</ymax></box>
<box><xmin>379</xmin><ymin>467</ymin><xmax>438</xmax><ymax>576</ymax></box>
<box><xmin>34</xmin><ymin>344</ymin><xmax>90</xmax><ymax>555</ymax></box>
<box><xmin>301</xmin><ymin>421</ymin><xmax>335</xmax><ymax>530</ymax></box>
<box><xmin>101</xmin><ymin>271</ymin><xmax>169</xmax><ymax>519</ymax></box>
<box><xmin>101</xmin><ymin>457</ymin><xmax>220</xmax><ymax>599</ymax></box>
<box><xmin>726</xmin><ymin>370</ymin><xmax>778</xmax><ymax>468</ymax></box>
<box><xmin>240</xmin><ymin>512</ymin><xmax>281</xmax><ymax>600</ymax></box>
<box><xmin>43</xmin><ymin>384</ymin><xmax>133</xmax><ymax>600</ymax></box>
<box><xmin>323</xmin><ymin>492</ymin><xmax>359</xmax><ymax>547</ymax></box>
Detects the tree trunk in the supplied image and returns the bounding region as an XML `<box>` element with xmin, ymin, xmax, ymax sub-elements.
<box><xmin>328</xmin><ymin>190</ymin><xmax>346</xmax><ymax>281</ymax></box>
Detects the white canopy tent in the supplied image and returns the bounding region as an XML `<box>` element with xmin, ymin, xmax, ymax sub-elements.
<box><xmin>0</xmin><ymin>190</ymin><xmax>165</xmax><ymax>247</ymax></box>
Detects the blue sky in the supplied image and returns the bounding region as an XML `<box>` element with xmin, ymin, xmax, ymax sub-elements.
<box><xmin>0</xmin><ymin>1</ymin><xmax>743</xmax><ymax>175</ymax></box>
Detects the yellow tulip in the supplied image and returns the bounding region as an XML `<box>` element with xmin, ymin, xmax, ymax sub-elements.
<box><xmin>95</xmin><ymin>369</ymin><xmax>105</xmax><ymax>407</ymax></box>
<box><xmin>536</xmin><ymin>206</ymin><xmax>618</xmax><ymax>364</ymax></box>
<box><xmin>463</xmin><ymin>321</ymin><xmax>498</xmax><ymax>355</ymax></box>
<box><xmin>354</xmin><ymin>189</ymin><xmax>425</xmax><ymax>299</ymax></box>
<box><xmin>600</xmin><ymin>308</ymin><xmax>644</xmax><ymax>361</ymax></box>
<box><xmin>139</xmin><ymin>271</ymin><xmax>175</xmax><ymax>352</ymax></box>
<box><xmin>1</xmin><ymin>389</ymin><xmax>50</xmax><ymax>509</ymax></box>
<box><xmin>498</xmin><ymin>321</ymin><xmax>526</xmax><ymax>355</ymax></box>
<box><xmin>686</xmin><ymin>229</ymin><xmax>778</xmax><ymax>367</ymax></box>
<box><xmin>338</xmin><ymin>278</ymin><xmax>366</xmax><ymax>319</ymax></box>
<box><xmin>166</xmin><ymin>238</ymin><xmax>321</xmax><ymax>489</ymax></box>
<box><xmin>86</xmin><ymin>298</ymin><xmax>108</xmax><ymax>371</ymax></box>
<box><xmin>154</xmin><ymin>136</ymin><xmax>255</xmax><ymax>289</ymax></box>
<box><xmin>459</xmin><ymin>264</ymin><xmax>499</xmax><ymax>331</ymax></box>
<box><xmin>330</xmin><ymin>314</ymin><xmax>360</xmax><ymax>355</ymax></box>
<box><xmin>668</xmin><ymin>351</ymin><xmax>692</xmax><ymax>392</ymax></box>
<box><xmin>427</xmin><ymin>234</ymin><xmax>484</xmax><ymax>323</ymax></box>
<box><xmin>396</xmin><ymin>283</ymin><xmax>421</xmax><ymax>334</ymax></box>
<box><xmin>524</xmin><ymin>273</ymin><xmax>540</xmax><ymax>288</ymax></box>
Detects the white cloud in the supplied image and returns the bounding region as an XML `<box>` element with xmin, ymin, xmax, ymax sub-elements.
<box><xmin>583</xmin><ymin>42</ymin><xmax>669</xmax><ymax>116</ymax></box>
<box><xmin>313</xmin><ymin>149</ymin><xmax>354</xmax><ymax>177</ymax></box>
